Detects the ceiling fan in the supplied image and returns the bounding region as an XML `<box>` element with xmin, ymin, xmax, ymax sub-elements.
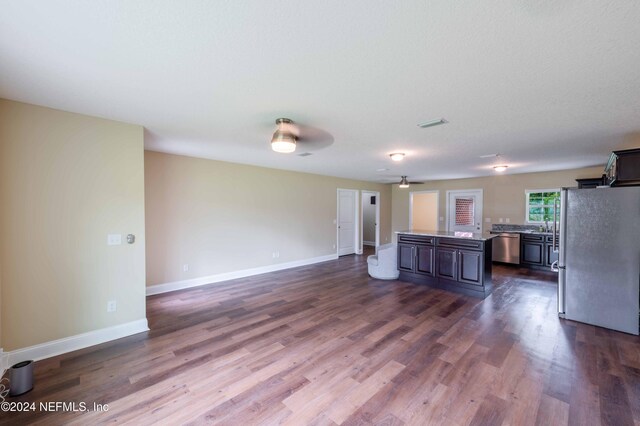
<box><xmin>270</xmin><ymin>118</ymin><xmax>334</xmax><ymax>154</ymax></box>
<box><xmin>382</xmin><ymin>176</ymin><xmax>424</xmax><ymax>188</ymax></box>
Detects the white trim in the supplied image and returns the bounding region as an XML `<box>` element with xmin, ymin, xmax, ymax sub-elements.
<box><xmin>409</xmin><ymin>190</ymin><xmax>440</xmax><ymax>231</ymax></box>
<box><xmin>360</xmin><ymin>190</ymin><xmax>380</xmax><ymax>253</ymax></box>
<box><xmin>445</xmin><ymin>189</ymin><xmax>484</xmax><ymax>232</ymax></box>
<box><xmin>146</xmin><ymin>253</ymin><xmax>338</xmax><ymax>296</ymax></box>
<box><xmin>5</xmin><ymin>319</ymin><xmax>149</xmax><ymax>366</ymax></box>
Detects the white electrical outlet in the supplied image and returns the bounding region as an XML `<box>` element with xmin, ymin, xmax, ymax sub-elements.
<box><xmin>183</xmin><ymin>264</ymin><xmax>189</xmax><ymax>272</ymax></box>
<box><xmin>332</xmin><ymin>244</ymin><xmax>336</xmax><ymax>249</ymax></box>
<box><xmin>505</xmin><ymin>218</ymin><xmax>511</xmax><ymax>223</ymax></box>
<box><xmin>107</xmin><ymin>234</ymin><xmax>121</xmax><ymax>245</ymax></box>
<box><xmin>107</xmin><ymin>300</ymin><xmax>117</xmax><ymax>313</ymax></box>
<box><xmin>499</xmin><ymin>218</ymin><xmax>504</xmax><ymax>223</ymax></box>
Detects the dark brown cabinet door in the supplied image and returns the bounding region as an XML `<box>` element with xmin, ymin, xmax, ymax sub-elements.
<box><xmin>398</xmin><ymin>243</ymin><xmax>415</xmax><ymax>272</ymax></box>
<box><xmin>415</xmin><ymin>245</ymin><xmax>434</xmax><ymax>276</ymax></box>
<box><xmin>458</xmin><ymin>250</ymin><xmax>483</xmax><ymax>285</ymax></box>
<box><xmin>546</xmin><ymin>244</ymin><xmax>559</xmax><ymax>266</ymax></box>
<box><xmin>521</xmin><ymin>241</ymin><xmax>544</xmax><ymax>265</ymax></box>
<box><xmin>436</xmin><ymin>248</ymin><xmax>457</xmax><ymax>281</ymax></box>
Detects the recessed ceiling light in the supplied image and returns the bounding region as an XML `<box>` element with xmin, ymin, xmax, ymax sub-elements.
<box><xmin>417</xmin><ymin>118</ymin><xmax>447</xmax><ymax>128</ymax></box>
<box><xmin>493</xmin><ymin>165</ymin><xmax>508</xmax><ymax>172</ymax></box>
<box><xmin>480</xmin><ymin>153</ymin><xmax>498</xmax><ymax>158</ymax></box>
<box><xmin>389</xmin><ymin>153</ymin><xmax>405</xmax><ymax>161</ymax></box>
<box><xmin>376</xmin><ymin>168</ymin><xmax>389</xmax><ymax>172</ymax></box>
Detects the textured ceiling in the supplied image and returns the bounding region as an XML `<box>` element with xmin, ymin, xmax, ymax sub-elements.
<box><xmin>2</xmin><ymin>1</ymin><xmax>640</xmax><ymax>182</ymax></box>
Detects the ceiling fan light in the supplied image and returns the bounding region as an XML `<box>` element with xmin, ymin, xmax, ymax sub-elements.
<box><xmin>271</xmin><ymin>131</ymin><xmax>297</xmax><ymax>153</ymax></box>
<box><xmin>399</xmin><ymin>176</ymin><xmax>410</xmax><ymax>188</ymax></box>
<box><xmin>390</xmin><ymin>153</ymin><xmax>405</xmax><ymax>161</ymax></box>
<box><xmin>271</xmin><ymin>118</ymin><xmax>297</xmax><ymax>153</ymax></box>
<box><xmin>493</xmin><ymin>165</ymin><xmax>508</xmax><ymax>172</ymax></box>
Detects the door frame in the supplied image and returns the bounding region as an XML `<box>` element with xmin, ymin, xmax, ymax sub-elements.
<box><xmin>409</xmin><ymin>190</ymin><xmax>440</xmax><ymax>231</ymax></box>
<box><xmin>360</xmin><ymin>190</ymin><xmax>380</xmax><ymax>252</ymax></box>
<box><xmin>336</xmin><ymin>188</ymin><xmax>360</xmax><ymax>256</ymax></box>
<box><xmin>445</xmin><ymin>189</ymin><xmax>484</xmax><ymax>232</ymax></box>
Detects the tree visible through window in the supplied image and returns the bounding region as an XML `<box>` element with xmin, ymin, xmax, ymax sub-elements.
<box><xmin>526</xmin><ymin>190</ymin><xmax>560</xmax><ymax>223</ymax></box>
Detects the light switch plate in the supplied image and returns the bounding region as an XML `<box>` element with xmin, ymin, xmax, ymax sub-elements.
<box><xmin>107</xmin><ymin>234</ymin><xmax>122</xmax><ymax>245</ymax></box>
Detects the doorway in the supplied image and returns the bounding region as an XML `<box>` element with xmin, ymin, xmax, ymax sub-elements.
<box><xmin>446</xmin><ymin>189</ymin><xmax>483</xmax><ymax>233</ymax></box>
<box><xmin>361</xmin><ymin>191</ymin><xmax>380</xmax><ymax>250</ymax></box>
<box><xmin>410</xmin><ymin>190</ymin><xmax>439</xmax><ymax>231</ymax></box>
<box><xmin>337</xmin><ymin>189</ymin><xmax>359</xmax><ymax>256</ymax></box>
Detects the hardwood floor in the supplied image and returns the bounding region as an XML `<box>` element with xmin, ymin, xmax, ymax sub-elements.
<box><xmin>3</xmin><ymin>251</ymin><xmax>640</xmax><ymax>425</ymax></box>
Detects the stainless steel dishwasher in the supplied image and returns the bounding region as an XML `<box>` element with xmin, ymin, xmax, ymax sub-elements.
<box><xmin>491</xmin><ymin>232</ymin><xmax>521</xmax><ymax>264</ymax></box>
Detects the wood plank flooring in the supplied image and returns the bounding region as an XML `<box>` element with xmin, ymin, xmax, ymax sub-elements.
<box><xmin>3</xmin><ymin>250</ymin><xmax>640</xmax><ymax>425</ymax></box>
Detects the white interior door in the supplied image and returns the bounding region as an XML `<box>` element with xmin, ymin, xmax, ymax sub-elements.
<box><xmin>338</xmin><ymin>189</ymin><xmax>357</xmax><ymax>256</ymax></box>
<box><xmin>447</xmin><ymin>190</ymin><xmax>483</xmax><ymax>233</ymax></box>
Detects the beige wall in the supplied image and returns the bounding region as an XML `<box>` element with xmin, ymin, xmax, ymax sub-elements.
<box><xmin>411</xmin><ymin>191</ymin><xmax>439</xmax><ymax>230</ymax></box>
<box><xmin>0</xmin><ymin>99</ymin><xmax>147</xmax><ymax>351</ymax></box>
<box><xmin>144</xmin><ymin>151</ymin><xmax>391</xmax><ymax>286</ymax></box>
<box><xmin>392</xmin><ymin>166</ymin><xmax>604</xmax><ymax>240</ymax></box>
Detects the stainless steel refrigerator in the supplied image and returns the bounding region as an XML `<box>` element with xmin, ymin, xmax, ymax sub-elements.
<box><xmin>555</xmin><ymin>186</ymin><xmax>640</xmax><ymax>335</ymax></box>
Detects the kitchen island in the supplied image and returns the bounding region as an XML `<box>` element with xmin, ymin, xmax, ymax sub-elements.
<box><xmin>396</xmin><ymin>230</ymin><xmax>497</xmax><ymax>298</ymax></box>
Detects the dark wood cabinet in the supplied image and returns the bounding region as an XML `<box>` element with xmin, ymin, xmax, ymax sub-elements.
<box><xmin>545</xmin><ymin>235</ymin><xmax>559</xmax><ymax>267</ymax></box>
<box><xmin>546</xmin><ymin>244</ymin><xmax>559</xmax><ymax>266</ymax></box>
<box><xmin>606</xmin><ymin>148</ymin><xmax>640</xmax><ymax>187</ymax></box>
<box><xmin>458</xmin><ymin>250</ymin><xmax>483</xmax><ymax>285</ymax></box>
<box><xmin>415</xmin><ymin>245</ymin><xmax>435</xmax><ymax>276</ymax></box>
<box><xmin>520</xmin><ymin>233</ymin><xmax>558</xmax><ymax>270</ymax></box>
<box><xmin>576</xmin><ymin>176</ymin><xmax>605</xmax><ymax>189</ymax></box>
<box><xmin>520</xmin><ymin>234</ymin><xmax>544</xmax><ymax>266</ymax></box>
<box><xmin>398</xmin><ymin>238</ymin><xmax>435</xmax><ymax>277</ymax></box>
<box><xmin>436</xmin><ymin>247</ymin><xmax>457</xmax><ymax>280</ymax></box>
<box><xmin>398</xmin><ymin>243</ymin><xmax>415</xmax><ymax>272</ymax></box>
<box><xmin>398</xmin><ymin>233</ymin><xmax>492</xmax><ymax>298</ymax></box>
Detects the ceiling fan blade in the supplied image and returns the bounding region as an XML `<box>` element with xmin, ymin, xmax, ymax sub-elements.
<box><xmin>297</xmin><ymin>124</ymin><xmax>334</xmax><ymax>151</ymax></box>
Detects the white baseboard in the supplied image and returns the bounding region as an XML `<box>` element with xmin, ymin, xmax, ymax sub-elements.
<box><xmin>5</xmin><ymin>319</ymin><xmax>149</xmax><ymax>366</ymax></box>
<box><xmin>147</xmin><ymin>253</ymin><xmax>339</xmax><ymax>296</ymax></box>
<box><xmin>363</xmin><ymin>241</ymin><xmax>376</xmax><ymax>247</ymax></box>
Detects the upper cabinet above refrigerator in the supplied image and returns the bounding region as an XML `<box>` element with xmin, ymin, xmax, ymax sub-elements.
<box><xmin>605</xmin><ymin>148</ymin><xmax>640</xmax><ymax>187</ymax></box>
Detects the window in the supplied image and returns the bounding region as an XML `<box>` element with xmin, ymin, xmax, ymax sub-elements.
<box><xmin>525</xmin><ymin>189</ymin><xmax>560</xmax><ymax>223</ymax></box>
<box><xmin>455</xmin><ymin>197</ymin><xmax>475</xmax><ymax>226</ymax></box>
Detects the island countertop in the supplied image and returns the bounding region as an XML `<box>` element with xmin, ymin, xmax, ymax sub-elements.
<box><xmin>396</xmin><ymin>229</ymin><xmax>498</xmax><ymax>241</ymax></box>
